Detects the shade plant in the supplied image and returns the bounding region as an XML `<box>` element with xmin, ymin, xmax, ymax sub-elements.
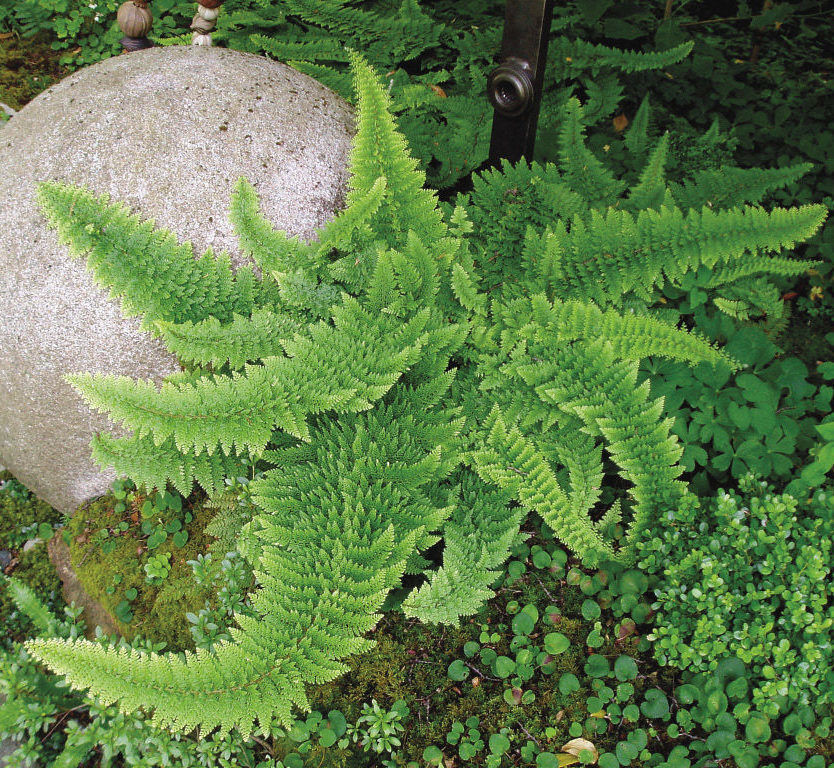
<box><xmin>15</xmin><ymin>47</ymin><xmax>828</xmax><ymax>743</ymax></box>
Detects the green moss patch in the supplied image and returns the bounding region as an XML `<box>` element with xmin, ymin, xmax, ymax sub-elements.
<box><xmin>0</xmin><ymin>36</ymin><xmax>67</xmax><ymax>111</ymax></box>
<box><xmin>0</xmin><ymin>472</ymin><xmax>64</xmax><ymax>646</ymax></box>
<box><xmin>66</xmin><ymin>490</ymin><xmax>220</xmax><ymax>650</ymax></box>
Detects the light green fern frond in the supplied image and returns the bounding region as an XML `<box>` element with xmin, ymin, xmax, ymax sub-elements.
<box><xmin>625</xmin><ymin>132</ymin><xmax>670</xmax><ymax>211</ymax></box>
<box><xmin>558</xmin><ymin>98</ymin><xmax>625</xmax><ymax>208</ymax></box>
<box><xmin>91</xmin><ymin>433</ymin><xmax>249</xmax><ymax>497</ymax></box>
<box><xmin>38</xmin><ymin>183</ymin><xmax>271</xmax><ymax>328</ymax></box>
<box><xmin>155</xmin><ymin>310</ymin><xmax>302</xmax><ymax>370</ymax></box>
<box><xmin>671</xmin><ymin>163</ymin><xmax>813</xmax><ymax>210</ymax></box>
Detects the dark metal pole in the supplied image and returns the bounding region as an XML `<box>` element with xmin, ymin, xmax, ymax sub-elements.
<box><xmin>487</xmin><ymin>0</ymin><xmax>555</xmax><ymax>166</ymax></box>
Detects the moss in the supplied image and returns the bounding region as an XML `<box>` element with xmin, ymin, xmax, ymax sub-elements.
<box><xmin>67</xmin><ymin>492</ymin><xmax>219</xmax><ymax>650</ymax></box>
<box><xmin>0</xmin><ymin>35</ymin><xmax>67</xmax><ymax>111</ymax></box>
<box><xmin>0</xmin><ymin>472</ymin><xmax>65</xmax><ymax>646</ymax></box>
<box><xmin>0</xmin><ymin>471</ymin><xmax>62</xmax><ymax>542</ymax></box>
<box><xmin>294</xmin><ymin>542</ymin><xmax>655</xmax><ymax>767</ymax></box>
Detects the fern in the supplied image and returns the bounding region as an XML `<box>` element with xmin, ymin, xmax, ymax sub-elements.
<box><xmin>460</xmin><ymin>100</ymin><xmax>826</xmax><ymax>318</ymax></box>
<box><xmin>26</xmin><ymin>55</ymin><xmax>827</xmax><ymax>737</ymax></box>
<box><xmin>38</xmin><ymin>183</ymin><xmax>272</xmax><ymax>329</ymax></box>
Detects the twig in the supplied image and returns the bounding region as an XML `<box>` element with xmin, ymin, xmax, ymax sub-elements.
<box><xmin>518</xmin><ymin>723</ymin><xmax>540</xmax><ymax>746</ymax></box>
<box><xmin>464</xmin><ymin>661</ymin><xmax>500</xmax><ymax>681</ymax></box>
<box><xmin>41</xmin><ymin>705</ymin><xmax>87</xmax><ymax>742</ymax></box>
<box><xmin>533</xmin><ymin>574</ymin><xmax>556</xmax><ymax>602</ymax></box>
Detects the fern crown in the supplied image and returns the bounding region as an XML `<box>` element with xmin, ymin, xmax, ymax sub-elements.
<box><xmin>27</xmin><ymin>55</ymin><xmax>827</xmax><ymax>737</ymax></box>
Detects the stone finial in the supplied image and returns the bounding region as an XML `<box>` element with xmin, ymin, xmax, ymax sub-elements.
<box><xmin>117</xmin><ymin>0</ymin><xmax>153</xmax><ymax>52</ymax></box>
<box><xmin>191</xmin><ymin>0</ymin><xmax>223</xmax><ymax>46</ymax></box>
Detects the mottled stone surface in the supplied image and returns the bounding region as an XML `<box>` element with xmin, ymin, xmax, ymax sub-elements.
<box><xmin>0</xmin><ymin>47</ymin><xmax>354</xmax><ymax>513</ymax></box>
<box><xmin>48</xmin><ymin>535</ymin><xmax>121</xmax><ymax>638</ymax></box>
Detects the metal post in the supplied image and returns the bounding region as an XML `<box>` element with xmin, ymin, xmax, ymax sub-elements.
<box><xmin>487</xmin><ymin>0</ymin><xmax>555</xmax><ymax>166</ymax></box>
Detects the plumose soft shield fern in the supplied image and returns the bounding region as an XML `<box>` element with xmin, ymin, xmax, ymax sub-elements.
<box><xmin>26</xmin><ymin>56</ymin><xmax>826</xmax><ymax>736</ymax></box>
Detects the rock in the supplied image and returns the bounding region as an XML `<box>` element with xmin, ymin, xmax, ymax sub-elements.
<box><xmin>0</xmin><ymin>550</ymin><xmax>10</xmax><ymax>569</ymax></box>
<box><xmin>0</xmin><ymin>47</ymin><xmax>354</xmax><ymax>514</ymax></box>
<box><xmin>21</xmin><ymin>538</ymin><xmax>43</xmax><ymax>553</ymax></box>
<box><xmin>48</xmin><ymin>534</ymin><xmax>122</xmax><ymax>638</ymax></box>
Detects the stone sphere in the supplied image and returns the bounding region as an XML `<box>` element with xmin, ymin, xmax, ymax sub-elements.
<box><xmin>0</xmin><ymin>46</ymin><xmax>354</xmax><ymax>513</ymax></box>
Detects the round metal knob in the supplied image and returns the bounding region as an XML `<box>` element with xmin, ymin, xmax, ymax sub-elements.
<box><xmin>488</xmin><ymin>59</ymin><xmax>535</xmax><ymax>117</ymax></box>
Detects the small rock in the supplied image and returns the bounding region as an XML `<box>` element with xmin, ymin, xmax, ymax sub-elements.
<box><xmin>22</xmin><ymin>538</ymin><xmax>43</xmax><ymax>552</ymax></box>
<box><xmin>0</xmin><ymin>550</ymin><xmax>11</xmax><ymax>569</ymax></box>
<box><xmin>47</xmin><ymin>535</ymin><xmax>121</xmax><ymax>639</ymax></box>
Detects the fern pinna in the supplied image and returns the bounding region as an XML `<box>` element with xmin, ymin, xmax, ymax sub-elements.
<box><xmin>27</xmin><ymin>57</ymin><xmax>826</xmax><ymax>736</ymax></box>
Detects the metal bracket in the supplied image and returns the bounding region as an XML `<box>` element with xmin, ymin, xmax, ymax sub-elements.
<box><xmin>487</xmin><ymin>0</ymin><xmax>555</xmax><ymax>166</ymax></box>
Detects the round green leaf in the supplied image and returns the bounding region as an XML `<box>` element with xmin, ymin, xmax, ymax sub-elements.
<box><xmin>585</xmin><ymin>654</ymin><xmax>610</xmax><ymax>678</ymax></box>
<box><xmin>447</xmin><ymin>659</ymin><xmax>469</xmax><ymax>681</ymax></box>
<box><xmin>288</xmin><ymin>722</ymin><xmax>309</xmax><ymax>743</ymax></box>
<box><xmin>640</xmin><ymin>689</ymin><xmax>670</xmax><ymax>719</ymax></box>
<box><xmin>544</xmin><ymin>632</ymin><xmax>570</xmax><ymax>655</ymax></box>
<box><xmin>559</xmin><ymin>672</ymin><xmax>581</xmax><ymax>696</ymax></box>
<box><xmin>494</xmin><ymin>656</ymin><xmax>515</xmax><ymax>678</ymax></box>
<box><xmin>581</xmin><ymin>599</ymin><xmax>601</xmax><ymax>621</ymax></box>
<box><xmin>326</xmin><ymin>710</ymin><xmax>346</xmax><ymax>737</ymax></box>
<box><xmin>489</xmin><ymin>733</ymin><xmax>510</xmax><ymax>755</ymax></box>
<box><xmin>614</xmin><ymin>655</ymin><xmax>638</xmax><ymax>681</ymax></box>
<box><xmin>745</xmin><ymin>714</ymin><xmax>771</xmax><ymax>744</ymax></box>
<box><xmin>318</xmin><ymin>728</ymin><xmax>337</xmax><ymax>748</ymax></box>
<box><xmin>513</xmin><ymin>611</ymin><xmax>535</xmax><ymax>636</ymax></box>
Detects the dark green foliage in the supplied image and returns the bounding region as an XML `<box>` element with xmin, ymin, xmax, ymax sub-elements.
<box><xmin>643</xmin><ymin>320</ymin><xmax>830</xmax><ymax>491</ymax></box>
<box><xmin>240</xmin><ymin>0</ymin><xmax>692</xmax><ymax>186</ymax></box>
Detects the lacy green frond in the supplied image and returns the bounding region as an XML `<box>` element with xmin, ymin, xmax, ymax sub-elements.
<box><xmin>626</xmin><ymin>132</ymin><xmax>669</xmax><ymax>211</ymax></box>
<box><xmin>70</xmin><ymin>303</ymin><xmax>430</xmax><ymax>452</ymax></box>
<box><xmin>402</xmin><ymin>474</ymin><xmax>523</xmax><ymax>624</ymax></box>
<box><xmin>250</xmin><ymin>35</ymin><xmax>349</xmax><ymax>65</ymax></box>
<box><xmin>229</xmin><ymin>177</ymin><xmax>318</xmax><ymax>277</ymax></box>
<box><xmin>91</xmin><ymin>433</ymin><xmax>248</xmax><ymax>497</ymax></box>
<box><xmin>559</xmin><ymin>98</ymin><xmax>626</xmax><ymax>207</ymax></box>
<box><xmin>670</xmin><ymin>163</ymin><xmax>813</xmax><ymax>210</ymax></box>
<box><xmin>553</xmin><ymin>39</ymin><xmax>694</xmax><ymax>74</ymax></box>
<box><xmin>501</xmin><ymin>294</ymin><xmax>738</xmax><ymax>372</ymax></box>
<box><xmin>538</xmin><ymin>203</ymin><xmax>826</xmax><ymax>305</ymax></box>
<box><xmin>37</xmin><ymin>182</ymin><xmax>271</xmax><ymax>328</ymax></box>
<box><xmin>155</xmin><ymin>310</ymin><xmax>303</xmax><ymax>370</ymax></box>
<box><xmin>624</xmin><ymin>94</ymin><xmax>651</xmax><ymax>156</ymax></box>
<box><xmin>3</xmin><ymin>577</ymin><xmax>58</xmax><ymax>636</ymax></box>
<box><xmin>472</xmin><ymin>407</ymin><xmax>619</xmax><ymax>566</ymax></box>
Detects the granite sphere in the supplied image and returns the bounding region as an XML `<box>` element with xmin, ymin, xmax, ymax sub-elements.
<box><xmin>0</xmin><ymin>46</ymin><xmax>354</xmax><ymax>513</ymax></box>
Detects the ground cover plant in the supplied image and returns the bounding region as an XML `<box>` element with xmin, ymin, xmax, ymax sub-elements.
<box><xmin>2</xmin><ymin>2</ymin><xmax>834</xmax><ymax>767</ymax></box>
<box><xmin>1</xmin><ymin>44</ymin><xmax>828</xmax><ymax>756</ymax></box>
